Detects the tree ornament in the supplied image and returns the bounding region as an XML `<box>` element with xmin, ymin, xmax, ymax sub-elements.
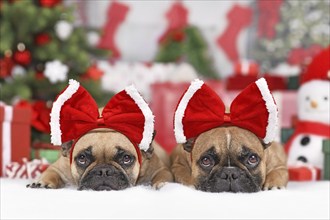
<box><xmin>87</xmin><ymin>31</ymin><xmax>100</xmax><ymax>47</ymax></box>
<box><xmin>44</xmin><ymin>60</ymin><xmax>68</xmax><ymax>83</ymax></box>
<box><xmin>82</xmin><ymin>64</ymin><xmax>104</xmax><ymax>80</ymax></box>
<box><xmin>55</xmin><ymin>20</ymin><xmax>73</xmax><ymax>41</ymax></box>
<box><xmin>35</xmin><ymin>63</ymin><xmax>46</xmax><ymax>80</ymax></box>
<box><xmin>13</xmin><ymin>43</ymin><xmax>32</xmax><ymax>66</ymax></box>
<box><xmin>0</xmin><ymin>50</ymin><xmax>14</xmax><ymax>79</ymax></box>
<box><xmin>11</xmin><ymin>65</ymin><xmax>26</xmax><ymax>77</ymax></box>
<box><xmin>39</xmin><ymin>0</ymin><xmax>62</xmax><ymax>8</ymax></box>
<box><xmin>35</xmin><ymin>33</ymin><xmax>51</xmax><ymax>46</ymax></box>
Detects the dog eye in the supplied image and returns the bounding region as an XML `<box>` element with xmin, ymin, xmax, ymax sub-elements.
<box><xmin>247</xmin><ymin>154</ymin><xmax>259</xmax><ymax>165</ymax></box>
<box><xmin>324</xmin><ymin>96</ymin><xmax>328</xmax><ymax>101</ymax></box>
<box><xmin>122</xmin><ymin>155</ymin><xmax>132</xmax><ymax>165</ymax></box>
<box><xmin>200</xmin><ymin>156</ymin><xmax>214</xmax><ymax>168</ymax></box>
<box><xmin>77</xmin><ymin>154</ymin><xmax>87</xmax><ymax>165</ymax></box>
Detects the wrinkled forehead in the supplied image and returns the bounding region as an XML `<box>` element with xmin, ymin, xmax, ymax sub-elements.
<box><xmin>73</xmin><ymin>128</ymin><xmax>136</xmax><ymax>156</ymax></box>
<box><xmin>193</xmin><ymin>127</ymin><xmax>263</xmax><ymax>157</ymax></box>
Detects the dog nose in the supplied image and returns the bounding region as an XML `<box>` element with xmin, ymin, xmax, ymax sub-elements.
<box><xmin>95</xmin><ymin>167</ymin><xmax>113</xmax><ymax>177</ymax></box>
<box><xmin>220</xmin><ymin>167</ymin><xmax>240</xmax><ymax>180</ymax></box>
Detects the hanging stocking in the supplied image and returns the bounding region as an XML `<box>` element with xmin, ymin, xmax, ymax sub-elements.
<box><xmin>98</xmin><ymin>1</ymin><xmax>130</xmax><ymax>59</ymax></box>
<box><xmin>257</xmin><ymin>0</ymin><xmax>283</xmax><ymax>39</ymax></box>
<box><xmin>216</xmin><ymin>4</ymin><xmax>252</xmax><ymax>63</ymax></box>
<box><xmin>158</xmin><ymin>1</ymin><xmax>188</xmax><ymax>43</ymax></box>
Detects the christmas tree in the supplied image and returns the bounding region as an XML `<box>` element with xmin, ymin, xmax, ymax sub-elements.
<box><xmin>155</xmin><ymin>26</ymin><xmax>218</xmax><ymax>79</ymax></box>
<box><xmin>251</xmin><ymin>0</ymin><xmax>330</xmax><ymax>70</ymax></box>
<box><xmin>0</xmin><ymin>0</ymin><xmax>112</xmax><ymax>144</ymax></box>
<box><xmin>0</xmin><ymin>0</ymin><xmax>111</xmax><ymax>104</ymax></box>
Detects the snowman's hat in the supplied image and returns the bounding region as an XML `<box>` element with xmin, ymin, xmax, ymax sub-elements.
<box><xmin>301</xmin><ymin>46</ymin><xmax>330</xmax><ymax>84</ymax></box>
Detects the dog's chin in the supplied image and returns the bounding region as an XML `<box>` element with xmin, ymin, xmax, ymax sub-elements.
<box><xmin>198</xmin><ymin>180</ymin><xmax>261</xmax><ymax>193</ymax></box>
<box><xmin>78</xmin><ymin>179</ymin><xmax>131</xmax><ymax>191</ymax></box>
<box><xmin>197</xmin><ymin>169</ymin><xmax>262</xmax><ymax>193</ymax></box>
<box><xmin>78</xmin><ymin>182</ymin><xmax>124</xmax><ymax>191</ymax></box>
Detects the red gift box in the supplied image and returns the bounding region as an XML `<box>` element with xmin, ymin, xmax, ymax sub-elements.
<box><xmin>288</xmin><ymin>165</ymin><xmax>321</xmax><ymax>181</ymax></box>
<box><xmin>233</xmin><ymin>60</ymin><xmax>259</xmax><ymax>76</ymax></box>
<box><xmin>5</xmin><ymin>158</ymin><xmax>49</xmax><ymax>179</ymax></box>
<box><xmin>0</xmin><ymin>103</ymin><xmax>32</xmax><ymax>176</ymax></box>
<box><xmin>226</xmin><ymin>75</ymin><xmax>258</xmax><ymax>91</ymax></box>
<box><xmin>226</xmin><ymin>75</ymin><xmax>287</xmax><ymax>91</ymax></box>
<box><xmin>263</xmin><ymin>74</ymin><xmax>287</xmax><ymax>91</ymax></box>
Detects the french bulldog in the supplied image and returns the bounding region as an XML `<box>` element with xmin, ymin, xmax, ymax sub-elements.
<box><xmin>27</xmin><ymin>79</ymin><xmax>173</xmax><ymax>190</ymax></box>
<box><xmin>171</xmin><ymin>78</ymin><xmax>288</xmax><ymax>192</ymax></box>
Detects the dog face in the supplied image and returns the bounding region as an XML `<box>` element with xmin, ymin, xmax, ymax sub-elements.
<box><xmin>69</xmin><ymin>128</ymin><xmax>140</xmax><ymax>191</ymax></box>
<box><xmin>189</xmin><ymin>126</ymin><xmax>267</xmax><ymax>193</ymax></box>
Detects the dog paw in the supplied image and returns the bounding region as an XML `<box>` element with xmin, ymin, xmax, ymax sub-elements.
<box><xmin>152</xmin><ymin>181</ymin><xmax>167</xmax><ymax>190</ymax></box>
<box><xmin>263</xmin><ymin>185</ymin><xmax>286</xmax><ymax>191</ymax></box>
<box><xmin>26</xmin><ymin>181</ymin><xmax>55</xmax><ymax>189</ymax></box>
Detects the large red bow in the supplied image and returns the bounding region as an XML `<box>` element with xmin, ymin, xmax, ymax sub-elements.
<box><xmin>174</xmin><ymin>78</ymin><xmax>278</xmax><ymax>144</ymax></box>
<box><xmin>50</xmin><ymin>80</ymin><xmax>154</xmax><ymax>161</ymax></box>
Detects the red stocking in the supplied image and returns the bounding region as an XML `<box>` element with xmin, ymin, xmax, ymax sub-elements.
<box><xmin>159</xmin><ymin>1</ymin><xmax>188</xmax><ymax>43</ymax></box>
<box><xmin>258</xmin><ymin>0</ymin><xmax>283</xmax><ymax>39</ymax></box>
<box><xmin>216</xmin><ymin>4</ymin><xmax>252</xmax><ymax>63</ymax></box>
<box><xmin>98</xmin><ymin>1</ymin><xmax>130</xmax><ymax>59</ymax></box>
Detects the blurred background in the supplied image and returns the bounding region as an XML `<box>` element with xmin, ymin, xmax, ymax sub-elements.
<box><xmin>0</xmin><ymin>0</ymin><xmax>329</xmax><ymax>179</ymax></box>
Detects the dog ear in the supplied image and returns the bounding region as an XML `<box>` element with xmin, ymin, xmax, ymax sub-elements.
<box><xmin>143</xmin><ymin>144</ymin><xmax>154</xmax><ymax>159</ymax></box>
<box><xmin>61</xmin><ymin>140</ymin><xmax>73</xmax><ymax>157</ymax></box>
<box><xmin>260</xmin><ymin>139</ymin><xmax>272</xmax><ymax>150</ymax></box>
<box><xmin>141</xmin><ymin>130</ymin><xmax>156</xmax><ymax>159</ymax></box>
<box><xmin>183</xmin><ymin>138</ymin><xmax>195</xmax><ymax>153</ymax></box>
<box><xmin>152</xmin><ymin>130</ymin><xmax>156</xmax><ymax>141</ymax></box>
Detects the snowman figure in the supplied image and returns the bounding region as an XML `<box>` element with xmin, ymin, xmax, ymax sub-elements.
<box><xmin>285</xmin><ymin>47</ymin><xmax>330</xmax><ymax>174</ymax></box>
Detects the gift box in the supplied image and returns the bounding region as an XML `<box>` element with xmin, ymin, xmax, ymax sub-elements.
<box><xmin>233</xmin><ymin>60</ymin><xmax>259</xmax><ymax>76</ymax></box>
<box><xmin>31</xmin><ymin>142</ymin><xmax>60</xmax><ymax>164</ymax></box>
<box><xmin>272</xmin><ymin>91</ymin><xmax>297</xmax><ymax>129</ymax></box>
<box><xmin>287</xmin><ymin>75</ymin><xmax>300</xmax><ymax>90</ymax></box>
<box><xmin>263</xmin><ymin>74</ymin><xmax>287</xmax><ymax>91</ymax></box>
<box><xmin>0</xmin><ymin>103</ymin><xmax>32</xmax><ymax>176</ymax></box>
<box><xmin>226</xmin><ymin>75</ymin><xmax>258</xmax><ymax>91</ymax></box>
<box><xmin>323</xmin><ymin>139</ymin><xmax>330</xmax><ymax>180</ymax></box>
<box><xmin>288</xmin><ymin>164</ymin><xmax>321</xmax><ymax>181</ymax></box>
<box><xmin>281</xmin><ymin>128</ymin><xmax>294</xmax><ymax>144</ymax></box>
<box><xmin>5</xmin><ymin>158</ymin><xmax>49</xmax><ymax>179</ymax></box>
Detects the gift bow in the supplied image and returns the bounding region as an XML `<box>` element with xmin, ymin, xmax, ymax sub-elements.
<box><xmin>174</xmin><ymin>78</ymin><xmax>278</xmax><ymax>144</ymax></box>
<box><xmin>50</xmin><ymin>80</ymin><xmax>154</xmax><ymax>163</ymax></box>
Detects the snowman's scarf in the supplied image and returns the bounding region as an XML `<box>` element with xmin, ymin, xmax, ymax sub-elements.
<box><xmin>284</xmin><ymin>120</ymin><xmax>330</xmax><ymax>153</ymax></box>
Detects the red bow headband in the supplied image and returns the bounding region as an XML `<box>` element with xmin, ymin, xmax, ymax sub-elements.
<box><xmin>50</xmin><ymin>79</ymin><xmax>154</xmax><ymax>164</ymax></box>
<box><xmin>174</xmin><ymin>78</ymin><xmax>278</xmax><ymax>145</ymax></box>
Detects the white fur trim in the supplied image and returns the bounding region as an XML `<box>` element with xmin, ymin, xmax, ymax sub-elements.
<box><xmin>255</xmin><ymin>78</ymin><xmax>278</xmax><ymax>144</ymax></box>
<box><xmin>125</xmin><ymin>85</ymin><xmax>155</xmax><ymax>151</ymax></box>
<box><xmin>174</xmin><ymin>79</ymin><xmax>204</xmax><ymax>143</ymax></box>
<box><xmin>50</xmin><ymin>79</ymin><xmax>80</xmax><ymax>145</ymax></box>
